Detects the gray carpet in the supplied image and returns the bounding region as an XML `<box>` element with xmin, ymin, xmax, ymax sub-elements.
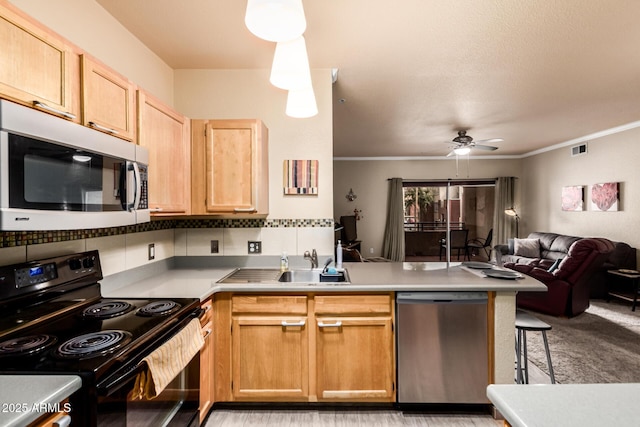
<box><xmin>522</xmin><ymin>299</ymin><xmax>640</xmax><ymax>384</ymax></box>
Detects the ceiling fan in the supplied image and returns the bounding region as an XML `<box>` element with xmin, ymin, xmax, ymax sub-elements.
<box><xmin>446</xmin><ymin>130</ymin><xmax>503</xmax><ymax>157</ymax></box>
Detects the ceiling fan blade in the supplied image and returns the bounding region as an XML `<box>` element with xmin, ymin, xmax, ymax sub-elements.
<box><xmin>474</xmin><ymin>138</ymin><xmax>503</xmax><ymax>144</ymax></box>
<box><xmin>473</xmin><ymin>144</ymin><xmax>498</xmax><ymax>151</ymax></box>
<box><xmin>446</xmin><ymin>150</ymin><xmax>457</xmax><ymax>157</ymax></box>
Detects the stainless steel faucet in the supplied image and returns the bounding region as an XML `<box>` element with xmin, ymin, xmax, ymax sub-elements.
<box><xmin>303</xmin><ymin>249</ymin><xmax>318</xmax><ymax>269</ymax></box>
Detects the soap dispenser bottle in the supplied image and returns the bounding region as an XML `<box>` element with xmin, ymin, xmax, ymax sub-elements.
<box><xmin>336</xmin><ymin>240</ymin><xmax>343</xmax><ymax>270</ymax></box>
<box><xmin>280</xmin><ymin>252</ymin><xmax>289</xmax><ymax>272</ymax></box>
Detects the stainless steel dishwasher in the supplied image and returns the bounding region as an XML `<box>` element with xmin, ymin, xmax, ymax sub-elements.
<box><xmin>396</xmin><ymin>291</ymin><xmax>488</xmax><ymax>404</ymax></box>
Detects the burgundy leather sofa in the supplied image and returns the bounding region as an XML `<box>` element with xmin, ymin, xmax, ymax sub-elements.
<box><xmin>496</xmin><ymin>232</ymin><xmax>636</xmax><ymax>299</ymax></box>
<box><xmin>504</xmin><ymin>238</ymin><xmax>615</xmax><ymax>317</ymax></box>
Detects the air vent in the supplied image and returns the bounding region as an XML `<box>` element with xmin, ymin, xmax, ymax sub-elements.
<box><xmin>571</xmin><ymin>143</ymin><xmax>588</xmax><ymax>157</ymax></box>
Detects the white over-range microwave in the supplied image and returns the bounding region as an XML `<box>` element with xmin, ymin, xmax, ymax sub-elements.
<box><xmin>0</xmin><ymin>100</ymin><xmax>150</xmax><ymax>231</ymax></box>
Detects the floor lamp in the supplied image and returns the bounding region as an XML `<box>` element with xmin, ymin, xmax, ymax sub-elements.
<box><xmin>505</xmin><ymin>207</ymin><xmax>520</xmax><ymax>238</ymax></box>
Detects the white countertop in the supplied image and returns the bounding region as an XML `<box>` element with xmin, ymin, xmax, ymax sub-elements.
<box><xmin>487</xmin><ymin>383</ymin><xmax>640</xmax><ymax>426</ymax></box>
<box><xmin>103</xmin><ymin>262</ymin><xmax>546</xmax><ymax>301</ymax></box>
<box><xmin>0</xmin><ymin>375</ymin><xmax>81</xmax><ymax>427</ymax></box>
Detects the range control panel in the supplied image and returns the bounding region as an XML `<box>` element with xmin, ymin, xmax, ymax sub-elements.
<box><xmin>0</xmin><ymin>250</ymin><xmax>102</xmax><ymax>301</ymax></box>
<box><xmin>15</xmin><ymin>263</ymin><xmax>57</xmax><ymax>288</ymax></box>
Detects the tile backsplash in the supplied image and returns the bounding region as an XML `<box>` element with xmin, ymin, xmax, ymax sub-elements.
<box><xmin>0</xmin><ymin>219</ymin><xmax>335</xmax><ymax>276</ymax></box>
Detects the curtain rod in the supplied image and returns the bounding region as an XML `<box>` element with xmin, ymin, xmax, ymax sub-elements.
<box><xmin>388</xmin><ymin>178</ymin><xmax>499</xmax><ymax>182</ymax></box>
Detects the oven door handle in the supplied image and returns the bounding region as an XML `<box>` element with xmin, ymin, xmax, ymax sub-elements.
<box><xmin>96</xmin><ymin>309</ymin><xmax>202</xmax><ymax>396</ymax></box>
<box><xmin>97</xmin><ymin>360</ymin><xmax>149</xmax><ymax>396</ymax></box>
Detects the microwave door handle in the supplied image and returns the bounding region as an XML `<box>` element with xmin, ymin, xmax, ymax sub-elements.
<box><xmin>119</xmin><ymin>163</ymin><xmax>128</xmax><ymax>211</ymax></box>
<box><xmin>132</xmin><ymin>162</ymin><xmax>142</xmax><ymax>210</ymax></box>
<box><xmin>122</xmin><ymin>161</ymin><xmax>138</xmax><ymax>211</ymax></box>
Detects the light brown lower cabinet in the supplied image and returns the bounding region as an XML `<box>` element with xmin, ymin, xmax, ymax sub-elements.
<box><xmin>27</xmin><ymin>399</ymin><xmax>70</xmax><ymax>427</ymax></box>
<box><xmin>314</xmin><ymin>295</ymin><xmax>395</xmax><ymax>402</ymax></box>
<box><xmin>212</xmin><ymin>293</ymin><xmax>395</xmax><ymax>403</ymax></box>
<box><xmin>230</xmin><ymin>295</ymin><xmax>309</xmax><ymax>401</ymax></box>
<box><xmin>199</xmin><ymin>299</ymin><xmax>214</xmax><ymax>423</ymax></box>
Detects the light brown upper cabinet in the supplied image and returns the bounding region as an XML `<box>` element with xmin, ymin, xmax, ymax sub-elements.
<box><xmin>81</xmin><ymin>54</ymin><xmax>136</xmax><ymax>141</ymax></box>
<box><xmin>191</xmin><ymin>119</ymin><xmax>269</xmax><ymax>216</ymax></box>
<box><xmin>137</xmin><ymin>90</ymin><xmax>191</xmax><ymax>215</ymax></box>
<box><xmin>0</xmin><ymin>1</ymin><xmax>79</xmax><ymax>121</ymax></box>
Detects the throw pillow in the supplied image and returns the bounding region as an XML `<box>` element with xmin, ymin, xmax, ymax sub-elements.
<box><xmin>514</xmin><ymin>238</ymin><xmax>541</xmax><ymax>258</ymax></box>
<box><xmin>547</xmin><ymin>258</ymin><xmax>563</xmax><ymax>273</ymax></box>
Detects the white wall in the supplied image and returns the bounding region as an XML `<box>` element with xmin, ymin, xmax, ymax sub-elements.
<box><xmin>521</xmin><ymin>125</ymin><xmax>640</xmax><ymax>257</ymax></box>
<box><xmin>334</xmin><ymin>158</ymin><xmax>523</xmax><ymax>256</ymax></box>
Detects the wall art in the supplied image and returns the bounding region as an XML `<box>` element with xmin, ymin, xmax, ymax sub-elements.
<box><xmin>561</xmin><ymin>185</ymin><xmax>584</xmax><ymax>211</ymax></box>
<box><xmin>591</xmin><ymin>182</ymin><xmax>619</xmax><ymax>211</ymax></box>
<box><xmin>283</xmin><ymin>160</ymin><xmax>318</xmax><ymax>195</ymax></box>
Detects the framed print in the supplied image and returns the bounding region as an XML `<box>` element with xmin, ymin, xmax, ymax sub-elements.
<box><xmin>591</xmin><ymin>182</ymin><xmax>619</xmax><ymax>211</ymax></box>
<box><xmin>283</xmin><ymin>160</ymin><xmax>318</xmax><ymax>195</ymax></box>
<box><xmin>561</xmin><ymin>185</ymin><xmax>584</xmax><ymax>211</ymax></box>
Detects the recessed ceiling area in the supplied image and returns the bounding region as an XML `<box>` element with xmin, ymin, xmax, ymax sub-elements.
<box><xmin>96</xmin><ymin>0</ymin><xmax>640</xmax><ymax>158</ymax></box>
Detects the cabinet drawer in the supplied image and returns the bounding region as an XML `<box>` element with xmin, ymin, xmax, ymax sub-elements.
<box><xmin>232</xmin><ymin>295</ymin><xmax>307</xmax><ymax>314</ymax></box>
<box><xmin>200</xmin><ymin>299</ymin><xmax>213</xmax><ymax>326</ymax></box>
<box><xmin>314</xmin><ymin>294</ymin><xmax>392</xmax><ymax>315</ymax></box>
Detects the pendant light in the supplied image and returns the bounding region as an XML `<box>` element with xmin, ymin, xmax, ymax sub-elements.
<box><xmin>286</xmin><ymin>86</ymin><xmax>318</xmax><ymax>118</ymax></box>
<box><xmin>270</xmin><ymin>36</ymin><xmax>312</xmax><ymax>90</ymax></box>
<box><xmin>245</xmin><ymin>0</ymin><xmax>306</xmax><ymax>42</ymax></box>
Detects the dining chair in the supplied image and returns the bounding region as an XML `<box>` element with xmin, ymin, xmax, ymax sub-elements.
<box><xmin>439</xmin><ymin>229</ymin><xmax>470</xmax><ymax>260</ymax></box>
<box><xmin>466</xmin><ymin>228</ymin><xmax>493</xmax><ymax>260</ymax></box>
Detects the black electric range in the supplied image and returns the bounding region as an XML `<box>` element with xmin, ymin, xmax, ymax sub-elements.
<box><xmin>0</xmin><ymin>250</ymin><xmax>202</xmax><ymax>426</ymax></box>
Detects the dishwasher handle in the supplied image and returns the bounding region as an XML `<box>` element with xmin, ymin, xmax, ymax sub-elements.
<box><xmin>396</xmin><ymin>291</ymin><xmax>487</xmax><ymax>304</ymax></box>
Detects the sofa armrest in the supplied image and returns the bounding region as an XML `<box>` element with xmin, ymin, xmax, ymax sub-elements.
<box><xmin>505</xmin><ymin>263</ymin><xmax>556</xmax><ymax>282</ymax></box>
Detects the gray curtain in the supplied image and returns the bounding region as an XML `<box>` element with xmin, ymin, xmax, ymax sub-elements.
<box><xmin>493</xmin><ymin>176</ymin><xmax>516</xmax><ymax>246</ymax></box>
<box><xmin>382</xmin><ymin>178</ymin><xmax>405</xmax><ymax>261</ymax></box>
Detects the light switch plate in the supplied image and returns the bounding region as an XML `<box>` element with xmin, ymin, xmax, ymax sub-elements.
<box><xmin>248</xmin><ymin>241</ymin><xmax>262</xmax><ymax>254</ymax></box>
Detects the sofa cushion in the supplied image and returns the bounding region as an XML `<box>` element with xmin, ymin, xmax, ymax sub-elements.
<box><xmin>514</xmin><ymin>238</ymin><xmax>541</xmax><ymax>258</ymax></box>
<box><xmin>529</xmin><ymin>232</ymin><xmax>559</xmax><ymax>252</ymax></box>
<box><xmin>549</xmin><ymin>234</ymin><xmax>581</xmax><ymax>253</ymax></box>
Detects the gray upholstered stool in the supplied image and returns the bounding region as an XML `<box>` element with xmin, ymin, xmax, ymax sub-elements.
<box><xmin>515</xmin><ymin>309</ymin><xmax>556</xmax><ymax>384</ymax></box>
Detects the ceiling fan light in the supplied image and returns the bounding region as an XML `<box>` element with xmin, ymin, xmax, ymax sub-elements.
<box><xmin>245</xmin><ymin>0</ymin><xmax>306</xmax><ymax>42</ymax></box>
<box><xmin>270</xmin><ymin>36</ymin><xmax>312</xmax><ymax>90</ymax></box>
<box><xmin>453</xmin><ymin>146</ymin><xmax>471</xmax><ymax>156</ymax></box>
<box><xmin>286</xmin><ymin>86</ymin><xmax>318</xmax><ymax>118</ymax></box>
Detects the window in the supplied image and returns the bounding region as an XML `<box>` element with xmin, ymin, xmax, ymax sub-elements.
<box><xmin>403</xmin><ymin>180</ymin><xmax>495</xmax><ymax>260</ymax></box>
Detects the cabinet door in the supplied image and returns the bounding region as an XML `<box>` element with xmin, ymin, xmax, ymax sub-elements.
<box><xmin>231</xmin><ymin>316</ymin><xmax>308</xmax><ymax>400</ymax></box>
<box><xmin>0</xmin><ymin>2</ymin><xmax>77</xmax><ymax>120</ymax></box>
<box><xmin>81</xmin><ymin>54</ymin><xmax>136</xmax><ymax>141</ymax></box>
<box><xmin>315</xmin><ymin>316</ymin><xmax>395</xmax><ymax>401</ymax></box>
<box><xmin>192</xmin><ymin>119</ymin><xmax>268</xmax><ymax>215</ymax></box>
<box><xmin>137</xmin><ymin>90</ymin><xmax>190</xmax><ymax>215</ymax></box>
<box><xmin>199</xmin><ymin>320</ymin><xmax>214</xmax><ymax>423</ymax></box>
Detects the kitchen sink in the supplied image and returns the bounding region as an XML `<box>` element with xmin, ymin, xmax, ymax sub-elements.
<box><xmin>279</xmin><ymin>269</ymin><xmax>322</xmax><ymax>283</ymax></box>
<box><xmin>217</xmin><ymin>268</ymin><xmax>349</xmax><ymax>284</ymax></box>
<box><xmin>279</xmin><ymin>269</ymin><xmax>350</xmax><ymax>283</ymax></box>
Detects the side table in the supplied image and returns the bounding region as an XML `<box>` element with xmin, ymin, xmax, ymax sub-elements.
<box><xmin>606</xmin><ymin>269</ymin><xmax>640</xmax><ymax>311</ymax></box>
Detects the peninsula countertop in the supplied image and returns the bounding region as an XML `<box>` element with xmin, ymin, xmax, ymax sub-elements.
<box><xmin>103</xmin><ymin>262</ymin><xmax>546</xmax><ymax>301</ymax></box>
<box><xmin>0</xmin><ymin>375</ymin><xmax>81</xmax><ymax>427</ymax></box>
<box><xmin>487</xmin><ymin>383</ymin><xmax>640</xmax><ymax>427</ymax></box>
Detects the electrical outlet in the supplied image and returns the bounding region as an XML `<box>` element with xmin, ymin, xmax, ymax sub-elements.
<box><xmin>370</xmin><ymin>247</ymin><xmax>374</xmax><ymax>254</ymax></box>
<box><xmin>148</xmin><ymin>243</ymin><xmax>155</xmax><ymax>260</ymax></box>
<box><xmin>210</xmin><ymin>240</ymin><xmax>219</xmax><ymax>254</ymax></box>
<box><xmin>248</xmin><ymin>241</ymin><xmax>262</xmax><ymax>254</ymax></box>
